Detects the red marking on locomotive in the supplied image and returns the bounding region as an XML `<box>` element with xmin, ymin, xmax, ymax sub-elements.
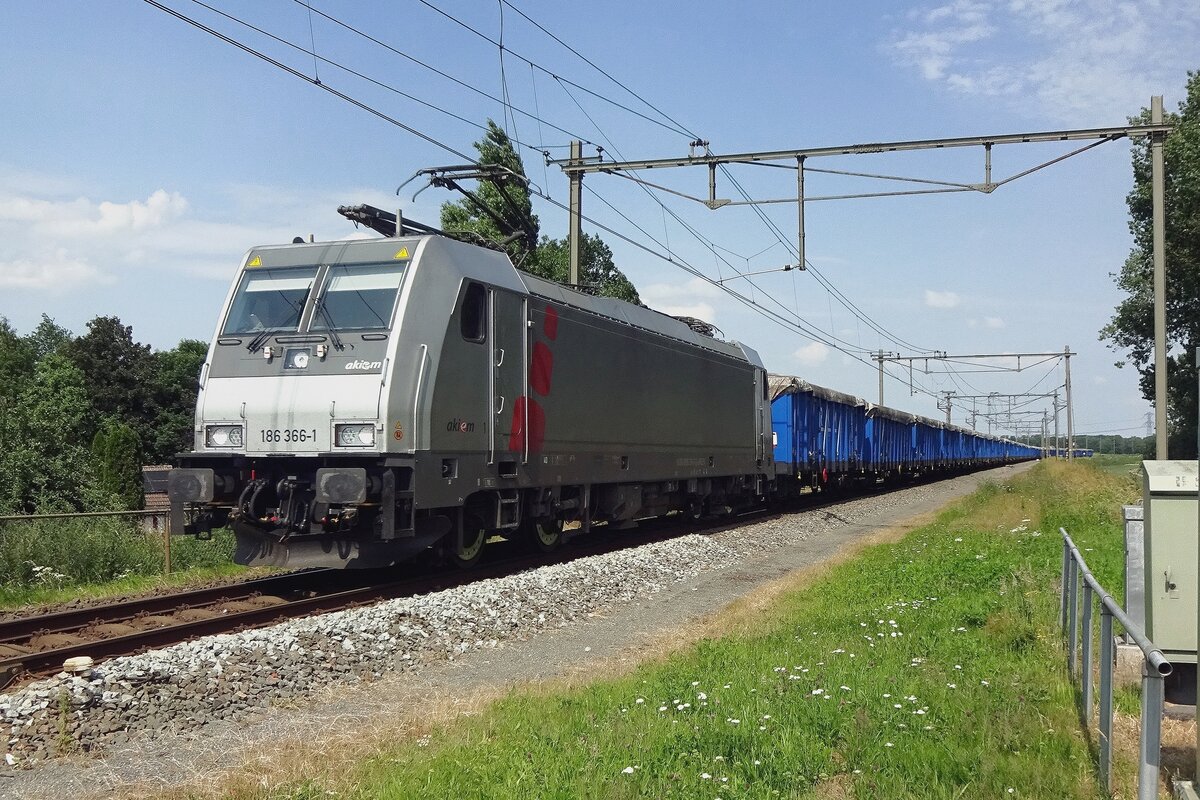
<box><xmin>508</xmin><ymin>395</ymin><xmax>545</xmax><ymax>452</ymax></box>
<box><xmin>543</xmin><ymin>305</ymin><xmax>559</xmax><ymax>340</ymax></box>
<box><xmin>529</xmin><ymin>341</ymin><xmax>553</xmax><ymax>396</ymax></box>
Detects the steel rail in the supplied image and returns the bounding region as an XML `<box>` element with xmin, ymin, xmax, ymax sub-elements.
<box><xmin>0</xmin><ymin>569</ymin><xmax>337</xmax><ymax>644</ymax></box>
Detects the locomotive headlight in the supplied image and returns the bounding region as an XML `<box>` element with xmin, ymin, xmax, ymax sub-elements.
<box><xmin>205</xmin><ymin>424</ymin><xmax>245</xmax><ymax>448</ymax></box>
<box><xmin>334</xmin><ymin>423</ymin><xmax>375</xmax><ymax>447</ymax></box>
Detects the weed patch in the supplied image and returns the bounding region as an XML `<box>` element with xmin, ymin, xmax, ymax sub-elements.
<box><xmin>0</xmin><ymin>520</ymin><xmax>246</xmax><ymax>608</ymax></box>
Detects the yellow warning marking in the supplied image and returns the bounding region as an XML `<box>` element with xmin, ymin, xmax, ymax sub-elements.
<box><xmin>394</xmin><ymin>248</ymin><xmax>409</xmax><ymax>260</ymax></box>
<box><xmin>247</xmin><ymin>256</ymin><xmax>262</xmax><ymax>267</ymax></box>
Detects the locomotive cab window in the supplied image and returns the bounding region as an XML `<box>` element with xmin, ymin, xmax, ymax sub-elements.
<box><xmin>312</xmin><ymin>262</ymin><xmax>407</xmax><ymax>331</ymax></box>
<box><xmin>222</xmin><ymin>266</ymin><xmax>318</xmax><ymax>335</ymax></box>
<box><xmin>460</xmin><ymin>282</ymin><xmax>487</xmax><ymax>343</ymax></box>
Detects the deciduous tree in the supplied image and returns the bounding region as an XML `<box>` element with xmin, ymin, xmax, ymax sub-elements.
<box><xmin>0</xmin><ymin>354</ymin><xmax>93</xmax><ymax>513</ymax></box>
<box><xmin>66</xmin><ymin>316</ymin><xmax>155</xmax><ymax>449</ymax></box>
<box><xmin>441</xmin><ymin>121</ymin><xmax>640</xmax><ymax>303</ymax></box>
<box><xmin>92</xmin><ymin>419</ymin><xmax>144</xmax><ymax>510</ymax></box>
<box><xmin>148</xmin><ymin>339</ymin><xmax>208</xmax><ymax>462</ymax></box>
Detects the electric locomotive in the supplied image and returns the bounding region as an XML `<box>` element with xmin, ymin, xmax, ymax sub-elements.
<box><xmin>168</xmin><ymin>223</ymin><xmax>774</xmax><ymax>569</ymax></box>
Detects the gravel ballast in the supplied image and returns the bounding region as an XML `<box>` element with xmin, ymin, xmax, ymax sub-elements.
<box><xmin>0</xmin><ymin>465</ymin><xmax>1029</xmax><ymax>796</ymax></box>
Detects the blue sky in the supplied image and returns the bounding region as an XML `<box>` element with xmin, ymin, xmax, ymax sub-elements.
<box><xmin>2</xmin><ymin>0</ymin><xmax>1197</xmax><ymax>439</ymax></box>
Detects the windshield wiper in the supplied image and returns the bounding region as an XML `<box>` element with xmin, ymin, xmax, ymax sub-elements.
<box><xmin>247</xmin><ymin>286</ymin><xmax>311</xmax><ymax>354</ymax></box>
<box><xmin>315</xmin><ymin>297</ymin><xmax>345</xmax><ymax>351</ymax></box>
<box><xmin>246</xmin><ymin>328</ymin><xmax>273</xmax><ymax>354</ymax></box>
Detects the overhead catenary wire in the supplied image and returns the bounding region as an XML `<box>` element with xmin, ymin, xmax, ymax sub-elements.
<box><xmin>547</xmin><ymin>76</ymin><xmax>877</xmax><ymax>355</ymax></box>
<box><xmin>148</xmin><ymin>0</ymin><xmax>476</xmax><ymax>161</ymax></box>
<box><xmin>150</xmin><ymin>0</ymin><xmax>962</xmax><ymax>411</ymax></box>
<box><xmin>287</xmin><ymin>0</ymin><xmax>599</xmax><ymax>149</ymax></box>
<box><xmin>472</xmin><ymin>0</ymin><xmax>957</xmax><ymax>361</ymax></box>
<box><xmin>497</xmin><ymin>0</ymin><xmax>702</xmax><ymax>142</ymax></box>
<box><xmin>411</xmin><ymin>0</ymin><xmax>695</xmax><ymax>140</ymax></box>
<box><xmin>188</xmin><ymin>0</ymin><xmax>586</xmax><ymax>157</ymax></box>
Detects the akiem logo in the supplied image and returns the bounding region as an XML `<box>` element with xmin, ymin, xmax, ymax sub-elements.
<box><xmin>344</xmin><ymin>360</ymin><xmax>384</xmax><ymax>371</ymax></box>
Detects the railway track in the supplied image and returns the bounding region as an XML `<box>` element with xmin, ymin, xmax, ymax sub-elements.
<box><xmin>0</xmin><ymin>473</ymin><xmax>950</xmax><ymax>692</ymax></box>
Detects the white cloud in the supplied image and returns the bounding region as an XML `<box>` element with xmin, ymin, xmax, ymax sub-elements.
<box><xmin>641</xmin><ymin>277</ymin><xmax>723</xmax><ymax>324</ymax></box>
<box><xmin>0</xmin><ymin>250</ymin><xmax>112</xmax><ymax>291</ymax></box>
<box><xmin>649</xmin><ymin>302</ymin><xmax>717</xmax><ymax>322</ymax></box>
<box><xmin>887</xmin><ymin>0</ymin><xmax>1200</xmax><ymax>122</ymax></box>
<box><xmin>984</xmin><ymin>316</ymin><xmax>1005</xmax><ymax>328</ymax></box>
<box><xmin>924</xmin><ymin>289</ymin><xmax>961</xmax><ymax>308</ymax></box>
<box><xmin>793</xmin><ymin>341</ymin><xmax>830</xmax><ymax>366</ymax></box>
<box><xmin>0</xmin><ymin>177</ymin><xmax>412</xmax><ymax>295</ymax></box>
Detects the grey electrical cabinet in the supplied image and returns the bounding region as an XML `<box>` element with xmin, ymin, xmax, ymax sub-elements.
<box><xmin>1142</xmin><ymin>460</ymin><xmax>1199</xmax><ymax>664</ymax></box>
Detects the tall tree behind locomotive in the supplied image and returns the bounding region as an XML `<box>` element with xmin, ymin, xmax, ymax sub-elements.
<box><xmin>168</xmin><ymin>234</ymin><xmax>773</xmax><ymax>568</ymax></box>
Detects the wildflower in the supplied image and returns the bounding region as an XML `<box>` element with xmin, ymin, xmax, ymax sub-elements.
<box><xmin>692</xmin><ymin>681</ymin><xmax>700</xmax><ymax>686</ymax></box>
<box><xmin>727</xmin><ymin>718</ymin><xmax>740</xmax><ymax>725</ymax></box>
<box><xmin>954</xmin><ymin>665</ymin><xmax>962</xmax><ymax>670</ymax></box>
<box><xmin>636</xmin><ymin>698</ymin><xmax>645</xmax><ymax>704</ymax></box>
<box><xmin>762</xmin><ymin>714</ymin><xmax>771</xmax><ymax>719</ymax></box>
<box><xmin>980</xmin><ymin>680</ymin><xmax>990</xmax><ymax>686</ymax></box>
<box><xmin>622</xmin><ymin>767</ymin><xmax>635</xmax><ymax>774</ymax></box>
<box><xmin>812</xmin><ymin>689</ymin><xmax>824</xmax><ymax>695</ymax></box>
<box><xmin>754</xmin><ymin>759</ymin><xmax>761</xmax><ymax>765</ymax></box>
<box><xmin>840</xmin><ymin>686</ymin><xmax>851</xmax><ymax>691</ymax></box>
<box><xmin>701</xmin><ymin>772</ymin><xmax>712</xmax><ymax>780</ymax></box>
<box><xmin>947</xmin><ymin>683</ymin><xmax>957</xmax><ymax>689</ymax></box>
<box><xmin>885</xmin><ymin>742</ymin><xmax>894</xmax><ymax>748</ymax></box>
<box><xmin>883</xmin><ymin>693</ymin><xmax>891</xmax><ymax>698</ymax></box>
<box><xmin>697</xmin><ymin>692</ymin><xmax>707</xmax><ymax>701</ymax></box>
<box><xmin>915</xmin><ymin>709</ymin><xmax>926</xmax><ymax>715</ymax></box>
<box><xmin>893</xmin><ymin>703</ymin><xmax>902</xmax><ymax>709</ymax></box>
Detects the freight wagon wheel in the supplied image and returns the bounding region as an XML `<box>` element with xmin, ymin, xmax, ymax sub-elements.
<box><xmin>524</xmin><ymin>517</ymin><xmax>563</xmax><ymax>553</ymax></box>
<box><xmin>451</xmin><ymin>514</ymin><xmax>487</xmax><ymax>569</ymax></box>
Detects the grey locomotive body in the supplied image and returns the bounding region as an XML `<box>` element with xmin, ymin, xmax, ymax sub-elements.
<box><xmin>169</xmin><ymin>235</ymin><xmax>773</xmax><ymax>568</ymax></box>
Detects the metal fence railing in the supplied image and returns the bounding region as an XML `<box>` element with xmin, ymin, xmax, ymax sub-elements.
<box><xmin>1060</xmin><ymin>527</ymin><xmax>1172</xmax><ymax>800</ymax></box>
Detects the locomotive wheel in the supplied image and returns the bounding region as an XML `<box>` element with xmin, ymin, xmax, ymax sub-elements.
<box><xmin>452</xmin><ymin>515</ymin><xmax>487</xmax><ymax>568</ymax></box>
<box><xmin>524</xmin><ymin>517</ymin><xmax>563</xmax><ymax>553</ymax></box>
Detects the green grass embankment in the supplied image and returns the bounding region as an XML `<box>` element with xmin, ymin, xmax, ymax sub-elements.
<box><xmin>0</xmin><ymin>520</ymin><xmax>251</xmax><ymax>608</ymax></box>
<box><xmin>243</xmin><ymin>460</ymin><xmax>1140</xmax><ymax>800</ymax></box>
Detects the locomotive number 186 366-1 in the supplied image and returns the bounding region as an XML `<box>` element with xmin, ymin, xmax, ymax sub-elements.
<box><xmin>260</xmin><ymin>428</ymin><xmax>318</xmax><ymax>444</ymax></box>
